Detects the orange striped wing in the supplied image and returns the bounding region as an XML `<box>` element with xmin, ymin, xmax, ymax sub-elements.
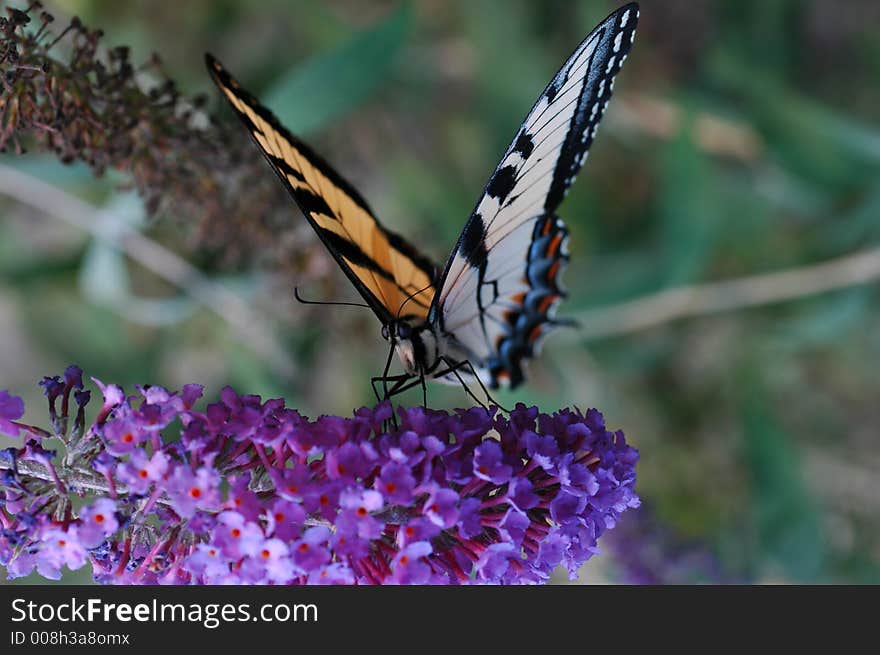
<box><xmin>206</xmin><ymin>54</ymin><xmax>436</xmax><ymax>324</ymax></box>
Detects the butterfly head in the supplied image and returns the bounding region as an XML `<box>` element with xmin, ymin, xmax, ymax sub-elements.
<box><xmin>382</xmin><ymin>321</ymin><xmax>438</xmax><ymax>376</ymax></box>
<box><xmin>381</xmin><ymin>322</ymin><xmax>414</xmax><ymax>342</ymax></box>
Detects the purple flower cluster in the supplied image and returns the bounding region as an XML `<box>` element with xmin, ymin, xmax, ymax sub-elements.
<box><xmin>0</xmin><ymin>367</ymin><xmax>639</xmax><ymax>584</ymax></box>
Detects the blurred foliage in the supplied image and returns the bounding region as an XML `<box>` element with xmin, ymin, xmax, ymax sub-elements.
<box><xmin>264</xmin><ymin>3</ymin><xmax>411</xmax><ymax>134</ymax></box>
<box><xmin>2</xmin><ymin>0</ymin><xmax>880</xmax><ymax>583</ymax></box>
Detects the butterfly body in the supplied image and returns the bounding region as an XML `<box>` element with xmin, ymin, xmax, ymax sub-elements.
<box><xmin>206</xmin><ymin>3</ymin><xmax>639</xmax><ymax>397</ymax></box>
<box><xmin>384</xmin><ymin>321</ymin><xmax>439</xmax><ymax>377</ymax></box>
<box><xmin>379</xmin><ymin>320</ymin><xmax>475</xmax><ymax>387</ymax></box>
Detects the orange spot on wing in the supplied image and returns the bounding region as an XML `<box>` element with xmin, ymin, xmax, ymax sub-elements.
<box><xmin>538</xmin><ymin>295</ymin><xmax>557</xmax><ymax>314</ymax></box>
<box><xmin>547</xmin><ymin>234</ymin><xmax>563</xmax><ymax>257</ymax></box>
<box><xmin>546</xmin><ymin>261</ymin><xmax>562</xmax><ymax>283</ymax></box>
<box><xmin>529</xmin><ymin>325</ymin><xmax>544</xmax><ymax>343</ymax></box>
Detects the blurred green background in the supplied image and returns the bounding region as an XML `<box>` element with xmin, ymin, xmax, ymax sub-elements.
<box><xmin>2</xmin><ymin>0</ymin><xmax>880</xmax><ymax>583</ymax></box>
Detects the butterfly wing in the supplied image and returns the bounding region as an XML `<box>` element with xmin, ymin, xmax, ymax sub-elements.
<box><xmin>205</xmin><ymin>54</ymin><xmax>437</xmax><ymax>324</ymax></box>
<box><xmin>430</xmin><ymin>3</ymin><xmax>639</xmax><ymax>388</ymax></box>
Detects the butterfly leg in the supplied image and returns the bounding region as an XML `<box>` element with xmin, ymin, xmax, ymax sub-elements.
<box><xmin>371</xmin><ymin>373</ymin><xmax>412</xmax><ymax>405</ymax></box>
<box><xmin>370</xmin><ymin>372</ymin><xmax>415</xmax><ymax>431</ymax></box>
<box><xmin>370</xmin><ymin>375</ymin><xmax>384</xmax><ymax>404</ymax></box>
<box><xmin>372</xmin><ymin>361</ymin><xmax>462</xmax><ymax>407</ymax></box>
<box><xmin>379</xmin><ymin>338</ymin><xmax>398</xmax><ymax>401</ymax></box>
<box><xmin>459</xmin><ymin>360</ymin><xmax>509</xmax><ymax>412</ymax></box>
<box><xmin>371</xmin><ymin>373</ymin><xmax>426</xmax><ymax>402</ymax></box>
<box><xmin>437</xmin><ymin>356</ymin><xmax>491</xmax><ymax>411</ymax></box>
<box><xmin>373</xmin><ymin>359</ymin><xmax>502</xmax><ymax>415</ymax></box>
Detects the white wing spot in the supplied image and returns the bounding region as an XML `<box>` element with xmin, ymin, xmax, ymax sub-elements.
<box><xmin>504</xmin><ymin>151</ymin><xmax>525</xmax><ymax>169</ymax></box>
<box><xmin>598</xmin><ymin>78</ymin><xmax>606</xmax><ymax>97</ymax></box>
<box><xmin>613</xmin><ymin>31</ymin><xmax>624</xmax><ymax>53</ymax></box>
<box><xmin>630</xmin><ymin>29</ymin><xmax>636</xmax><ymax>44</ymax></box>
<box><xmin>620</xmin><ymin>9</ymin><xmax>630</xmax><ymax>28</ymax></box>
<box><xmin>477</xmin><ymin>194</ymin><xmax>501</xmax><ymax>221</ymax></box>
<box><xmin>606</xmin><ymin>55</ymin><xmax>616</xmax><ymax>74</ymax></box>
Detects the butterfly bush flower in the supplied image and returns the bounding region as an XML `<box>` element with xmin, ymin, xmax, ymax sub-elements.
<box><xmin>0</xmin><ymin>390</ymin><xmax>25</xmax><ymax>437</ymax></box>
<box><xmin>0</xmin><ymin>367</ymin><xmax>639</xmax><ymax>584</ymax></box>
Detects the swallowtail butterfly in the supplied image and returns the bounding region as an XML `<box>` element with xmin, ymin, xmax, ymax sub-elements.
<box><xmin>206</xmin><ymin>3</ymin><xmax>639</xmax><ymax>398</ymax></box>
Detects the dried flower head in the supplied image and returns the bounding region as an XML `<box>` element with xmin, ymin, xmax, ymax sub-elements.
<box><xmin>0</xmin><ymin>2</ymin><xmax>325</xmax><ymax>275</ymax></box>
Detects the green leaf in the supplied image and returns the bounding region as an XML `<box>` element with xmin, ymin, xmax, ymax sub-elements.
<box><xmin>774</xmin><ymin>288</ymin><xmax>871</xmax><ymax>349</ymax></box>
<box><xmin>823</xmin><ymin>183</ymin><xmax>880</xmax><ymax>251</ymax></box>
<box><xmin>708</xmin><ymin>48</ymin><xmax>880</xmax><ymax>191</ymax></box>
<box><xmin>656</xmin><ymin>113</ymin><xmax>722</xmax><ymax>287</ymax></box>
<box><xmin>264</xmin><ymin>4</ymin><xmax>412</xmax><ymax>135</ymax></box>
<box><xmin>740</xmin><ymin>372</ymin><xmax>826</xmax><ymax>581</ymax></box>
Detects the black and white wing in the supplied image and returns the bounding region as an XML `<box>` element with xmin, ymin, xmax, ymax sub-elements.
<box><xmin>429</xmin><ymin>3</ymin><xmax>639</xmax><ymax>388</ymax></box>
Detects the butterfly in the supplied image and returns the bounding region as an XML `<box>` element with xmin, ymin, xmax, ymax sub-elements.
<box><xmin>206</xmin><ymin>3</ymin><xmax>638</xmax><ymax>401</ymax></box>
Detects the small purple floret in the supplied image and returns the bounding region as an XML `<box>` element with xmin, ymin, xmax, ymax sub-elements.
<box><xmin>0</xmin><ymin>391</ymin><xmax>25</xmax><ymax>438</ymax></box>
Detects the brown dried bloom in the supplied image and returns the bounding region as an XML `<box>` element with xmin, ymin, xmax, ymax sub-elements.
<box><xmin>0</xmin><ymin>2</ymin><xmax>323</xmax><ymax>277</ymax></box>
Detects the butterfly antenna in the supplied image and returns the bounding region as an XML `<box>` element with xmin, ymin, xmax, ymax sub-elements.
<box><xmin>293</xmin><ymin>286</ymin><xmax>372</xmax><ymax>310</ymax></box>
<box><xmin>396</xmin><ymin>282</ymin><xmax>435</xmax><ymax>321</ymax></box>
